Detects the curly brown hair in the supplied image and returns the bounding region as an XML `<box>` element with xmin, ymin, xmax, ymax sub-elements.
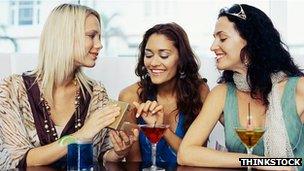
<box><xmin>135</xmin><ymin>23</ymin><xmax>206</xmax><ymax>131</ymax></box>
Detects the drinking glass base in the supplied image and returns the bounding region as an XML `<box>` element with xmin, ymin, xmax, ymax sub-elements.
<box><xmin>142</xmin><ymin>165</ymin><xmax>165</xmax><ymax>171</ymax></box>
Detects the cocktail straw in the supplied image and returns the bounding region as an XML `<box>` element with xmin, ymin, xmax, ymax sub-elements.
<box><xmin>248</xmin><ymin>102</ymin><xmax>251</xmax><ymax>126</ymax></box>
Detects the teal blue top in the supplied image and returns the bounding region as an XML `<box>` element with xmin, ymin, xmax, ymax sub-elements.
<box><xmin>224</xmin><ymin>77</ymin><xmax>304</xmax><ymax>170</ymax></box>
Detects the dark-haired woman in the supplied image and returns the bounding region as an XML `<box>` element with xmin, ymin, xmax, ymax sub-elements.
<box><xmin>119</xmin><ymin>23</ymin><xmax>209</xmax><ymax>163</ymax></box>
<box><xmin>178</xmin><ymin>4</ymin><xmax>304</xmax><ymax>170</ymax></box>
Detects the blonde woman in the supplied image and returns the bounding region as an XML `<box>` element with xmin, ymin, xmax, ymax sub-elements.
<box><xmin>0</xmin><ymin>4</ymin><xmax>136</xmax><ymax>169</ymax></box>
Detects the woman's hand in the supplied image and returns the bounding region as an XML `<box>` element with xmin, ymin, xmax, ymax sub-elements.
<box><xmin>133</xmin><ymin>101</ymin><xmax>164</xmax><ymax>125</ymax></box>
<box><xmin>109</xmin><ymin>129</ymin><xmax>139</xmax><ymax>158</ymax></box>
<box><xmin>73</xmin><ymin>105</ymin><xmax>120</xmax><ymax>140</ymax></box>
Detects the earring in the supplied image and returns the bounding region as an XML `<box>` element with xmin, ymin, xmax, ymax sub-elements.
<box><xmin>243</xmin><ymin>56</ymin><xmax>250</xmax><ymax>67</ymax></box>
<box><xmin>179</xmin><ymin>70</ymin><xmax>186</xmax><ymax>79</ymax></box>
<box><xmin>141</xmin><ymin>66</ymin><xmax>150</xmax><ymax>79</ymax></box>
<box><xmin>244</xmin><ymin>60</ymin><xmax>249</xmax><ymax>67</ymax></box>
<box><xmin>143</xmin><ymin>72</ymin><xmax>150</xmax><ymax>79</ymax></box>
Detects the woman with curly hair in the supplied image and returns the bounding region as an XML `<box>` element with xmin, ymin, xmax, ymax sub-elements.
<box><xmin>178</xmin><ymin>4</ymin><xmax>304</xmax><ymax>170</ymax></box>
<box><xmin>119</xmin><ymin>23</ymin><xmax>209</xmax><ymax>163</ymax></box>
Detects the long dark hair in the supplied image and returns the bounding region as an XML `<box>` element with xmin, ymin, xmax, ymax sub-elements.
<box><xmin>135</xmin><ymin>23</ymin><xmax>205</xmax><ymax>131</ymax></box>
<box><xmin>217</xmin><ymin>4</ymin><xmax>303</xmax><ymax>105</ymax></box>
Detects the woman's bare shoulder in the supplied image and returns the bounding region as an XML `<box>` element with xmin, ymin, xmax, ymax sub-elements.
<box><xmin>210</xmin><ymin>83</ymin><xmax>228</xmax><ymax>94</ymax></box>
<box><xmin>205</xmin><ymin>83</ymin><xmax>228</xmax><ymax>107</ymax></box>
<box><xmin>119</xmin><ymin>82</ymin><xmax>140</xmax><ymax>102</ymax></box>
<box><xmin>198</xmin><ymin>82</ymin><xmax>210</xmax><ymax>102</ymax></box>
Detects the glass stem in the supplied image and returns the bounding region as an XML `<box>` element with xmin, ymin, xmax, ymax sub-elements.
<box><xmin>151</xmin><ymin>143</ymin><xmax>157</xmax><ymax>167</ymax></box>
<box><xmin>246</xmin><ymin>147</ymin><xmax>253</xmax><ymax>171</ymax></box>
<box><xmin>247</xmin><ymin>147</ymin><xmax>253</xmax><ymax>155</ymax></box>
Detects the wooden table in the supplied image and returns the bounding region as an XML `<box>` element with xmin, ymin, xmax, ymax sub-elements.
<box><xmin>23</xmin><ymin>162</ymin><xmax>247</xmax><ymax>171</ymax></box>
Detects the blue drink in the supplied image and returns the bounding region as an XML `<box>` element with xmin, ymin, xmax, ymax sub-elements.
<box><xmin>67</xmin><ymin>140</ymin><xmax>93</xmax><ymax>170</ymax></box>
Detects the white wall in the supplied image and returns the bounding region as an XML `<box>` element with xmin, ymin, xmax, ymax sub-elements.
<box><xmin>0</xmin><ymin>53</ymin><xmax>12</xmax><ymax>79</ymax></box>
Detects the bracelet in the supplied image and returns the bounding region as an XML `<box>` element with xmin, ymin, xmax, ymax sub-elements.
<box><xmin>58</xmin><ymin>135</ymin><xmax>77</xmax><ymax>146</ymax></box>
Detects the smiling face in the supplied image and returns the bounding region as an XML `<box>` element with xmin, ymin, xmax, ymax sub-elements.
<box><xmin>210</xmin><ymin>16</ymin><xmax>247</xmax><ymax>73</ymax></box>
<box><xmin>144</xmin><ymin>33</ymin><xmax>179</xmax><ymax>85</ymax></box>
<box><xmin>75</xmin><ymin>14</ymin><xmax>102</xmax><ymax>68</ymax></box>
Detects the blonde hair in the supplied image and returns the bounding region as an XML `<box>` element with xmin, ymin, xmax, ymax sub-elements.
<box><xmin>32</xmin><ymin>4</ymin><xmax>101</xmax><ymax>103</ymax></box>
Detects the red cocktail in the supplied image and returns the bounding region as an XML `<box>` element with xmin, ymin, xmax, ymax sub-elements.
<box><xmin>140</xmin><ymin>125</ymin><xmax>167</xmax><ymax>143</ymax></box>
<box><xmin>139</xmin><ymin>124</ymin><xmax>169</xmax><ymax>171</ymax></box>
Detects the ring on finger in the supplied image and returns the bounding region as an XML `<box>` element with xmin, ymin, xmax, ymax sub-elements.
<box><xmin>125</xmin><ymin>140</ymin><xmax>131</xmax><ymax>146</ymax></box>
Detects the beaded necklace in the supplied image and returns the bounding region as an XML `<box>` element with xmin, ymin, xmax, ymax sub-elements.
<box><xmin>40</xmin><ymin>80</ymin><xmax>81</xmax><ymax>140</ymax></box>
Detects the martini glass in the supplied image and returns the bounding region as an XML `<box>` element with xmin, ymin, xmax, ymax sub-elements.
<box><xmin>139</xmin><ymin>123</ymin><xmax>169</xmax><ymax>171</ymax></box>
<box><xmin>235</xmin><ymin>127</ymin><xmax>265</xmax><ymax>171</ymax></box>
<box><xmin>235</xmin><ymin>103</ymin><xmax>265</xmax><ymax>171</ymax></box>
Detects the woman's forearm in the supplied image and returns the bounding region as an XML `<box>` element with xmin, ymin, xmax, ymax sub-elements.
<box><xmin>26</xmin><ymin>132</ymin><xmax>85</xmax><ymax>166</ymax></box>
<box><xmin>26</xmin><ymin>140</ymin><xmax>67</xmax><ymax>166</ymax></box>
<box><xmin>178</xmin><ymin>145</ymin><xmax>257</xmax><ymax>168</ymax></box>
<box><xmin>163</xmin><ymin>128</ymin><xmax>182</xmax><ymax>152</ymax></box>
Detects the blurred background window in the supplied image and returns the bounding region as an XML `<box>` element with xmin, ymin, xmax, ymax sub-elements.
<box><xmin>0</xmin><ymin>0</ymin><xmax>303</xmax><ymax>102</ymax></box>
